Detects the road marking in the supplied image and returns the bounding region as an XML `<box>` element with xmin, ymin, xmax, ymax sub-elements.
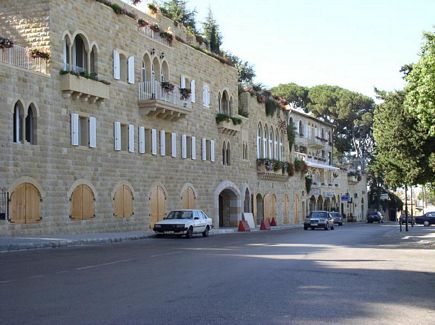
<box><xmin>0</xmin><ymin>280</ymin><xmax>15</xmax><ymax>284</ymax></box>
<box><xmin>76</xmin><ymin>258</ymin><xmax>132</xmax><ymax>271</ymax></box>
<box><xmin>150</xmin><ymin>251</ymin><xmax>179</xmax><ymax>258</ymax></box>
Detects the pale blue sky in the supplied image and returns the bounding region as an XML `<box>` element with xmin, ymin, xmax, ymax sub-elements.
<box><xmin>127</xmin><ymin>0</ymin><xmax>434</xmax><ymax>99</ymax></box>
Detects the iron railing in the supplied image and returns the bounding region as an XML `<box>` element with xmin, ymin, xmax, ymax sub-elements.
<box><xmin>0</xmin><ymin>44</ymin><xmax>49</xmax><ymax>74</ymax></box>
<box><xmin>138</xmin><ymin>80</ymin><xmax>192</xmax><ymax>109</ymax></box>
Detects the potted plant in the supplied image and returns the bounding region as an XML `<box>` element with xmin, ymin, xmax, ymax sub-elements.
<box><xmin>138</xmin><ymin>18</ymin><xmax>149</xmax><ymax>27</ymax></box>
<box><xmin>0</xmin><ymin>36</ymin><xmax>14</xmax><ymax>49</ymax></box>
<box><xmin>160</xmin><ymin>31</ymin><xmax>173</xmax><ymax>44</ymax></box>
<box><xmin>161</xmin><ymin>81</ymin><xmax>174</xmax><ymax>92</ymax></box>
<box><xmin>29</xmin><ymin>49</ymin><xmax>50</xmax><ymax>60</ymax></box>
<box><xmin>150</xmin><ymin>23</ymin><xmax>160</xmax><ymax>33</ymax></box>
<box><xmin>179</xmin><ymin>88</ymin><xmax>191</xmax><ymax>100</ymax></box>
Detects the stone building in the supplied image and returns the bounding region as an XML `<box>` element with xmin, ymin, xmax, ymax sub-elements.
<box><xmin>0</xmin><ymin>0</ymin><xmax>367</xmax><ymax>235</ymax></box>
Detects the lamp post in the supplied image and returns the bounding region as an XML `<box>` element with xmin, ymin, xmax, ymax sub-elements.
<box><xmin>405</xmin><ymin>184</ymin><xmax>409</xmax><ymax>232</ymax></box>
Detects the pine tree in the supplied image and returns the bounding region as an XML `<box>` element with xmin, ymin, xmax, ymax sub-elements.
<box><xmin>202</xmin><ymin>8</ymin><xmax>222</xmax><ymax>54</ymax></box>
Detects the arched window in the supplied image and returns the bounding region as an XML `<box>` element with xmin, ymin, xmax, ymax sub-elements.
<box><xmin>229</xmin><ymin>96</ymin><xmax>233</xmax><ymax>117</ymax></box>
<box><xmin>25</xmin><ymin>104</ymin><xmax>37</xmax><ymax>145</ymax></box>
<box><xmin>161</xmin><ymin>60</ymin><xmax>169</xmax><ymax>82</ymax></box>
<box><xmin>63</xmin><ymin>34</ymin><xmax>71</xmax><ymax>70</ymax></box>
<box><xmin>72</xmin><ymin>35</ymin><xmax>88</xmax><ymax>73</ymax></box>
<box><xmin>263</xmin><ymin>125</ymin><xmax>268</xmax><ymax>159</ymax></box>
<box><xmin>218</xmin><ymin>92</ymin><xmax>221</xmax><ymax>112</ymax></box>
<box><xmin>13</xmin><ymin>101</ymin><xmax>24</xmax><ymax>143</ymax></box>
<box><xmin>257</xmin><ymin>123</ymin><xmax>263</xmax><ymax>159</ymax></box>
<box><xmin>222</xmin><ymin>141</ymin><xmax>226</xmax><ymax>165</ymax></box>
<box><xmin>279</xmin><ymin>132</ymin><xmax>283</xmax><ymax>161</ymax></box>
<box><xmin>226</xmin><ymin>142</ymin><xmax>231</xmax><ymax>165</ymax></box>
<box><xmin>221</xmin><ymin>91</ymin><xmax>229</xmax><ymax>115</ymax></box>
<box><xmin>274</xmin><ymin>128</ymin><xmax>279</xmax><ymax>160</ymax></box>
<box><xmin>268</xmin><ymin>128</ymin><xmax>273</xmax><ymax>159</ymax></box>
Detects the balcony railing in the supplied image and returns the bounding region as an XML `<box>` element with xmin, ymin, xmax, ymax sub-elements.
<box><xmin>0</xmin><ymin>44</ymin><xmax>48</xmax><ymax>74</ymax></box>
<box><xmin>138</xmin><ymin>27</ymin><xmax>171</xmax><ymax>47</ymax></box>
<box><xmin>138</xmin><ymin>80</ymin><xmax>191</xmax><ymax>120</ymax></box>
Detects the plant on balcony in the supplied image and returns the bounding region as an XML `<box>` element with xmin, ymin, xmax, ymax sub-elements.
<box><xmin>161</xmin><ymin>81</ymin><xmax>175</xmax><ymax>92</ymax></box>
<box><xmin>59</xmin><ymin>69</ymin><xmax>111</xmax><ymax>85</ymax></box>
<box><xmin>138</xmin><ymin>18</ymin><xmax>149</xmax><ymax>27</ymax></box>
<box><xmin>257</xmin><ymin>159</ymin><xmax>274</xmax><ymax>172</ymax></box>
<box><xmin>333</xmin><ymin>172</ymin><xmax>339</xmax><ymax>178</ymax></box>
<box><xmin>29</xmin><ymin>49</ymin><xmax>50</xmax><ymax>60</ymax></box>
<box><xmin>294</xmin><ymin>158</ymin><xmax>303</xmax><ymax>172</ymax></box>
<box><xmin>287</xmin><ymin>121</ymin><xmax>295</xmax><ymax>153</ymax></box>
<box><xmin>179</xmin><ymin>87</ymin><xmax>191</xmax><ymax>100</ymax></box>
<box><xmin>273</xmin><ymin>161</ymin><xmax>284</xmax><ymax>172</ymax></box>
<box><xmin>160</xmin><ymin>31</ymin><xmax>174</xmax><ymax>44</ymax></box>
<box><xmin>0</xmin><ymin>36</ymin><xmax>14</xmax><ymax>49</ymax></box>
<box><xmin>265</xmin><ymin>96</ymin><xmax>280</xmax><ymax>116</ymax></box>
<box><xmin>215</xmin><ymin>113</ymin><xmax>231</xmax><ymax>124</ymax></box>
<box><xmin>305</xmin><ymin>175</ymin><xmax>313</xmax><ymax>193</ymax></box>
<box><xmin>148</xmin><ymin>3</ymin><xmax>158</xmax><ymax>14</ymax></box>
<box><xmin>150</xmin><ymin>23</ymin><xmax>160</xmax><ymax>33</ymax></box>
<box><xmin>231</xmin><ymin>116</ymin><xmax>242</xmax><ymax>125</ymax></box>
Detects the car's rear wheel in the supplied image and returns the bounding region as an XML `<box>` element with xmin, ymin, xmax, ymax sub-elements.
<box><xmin>186</xmin><ymin>226</ymin><xmax>193</xmax><ymax>238</ymax></box>
<box><xmin>202</xmin><ymin>226</ymin><xmax>210</xmax><ymax>237</ymax></box>
<box><xmin>311</xmin><ymin>227</ymin><xmax>314</xmax><ymax>230</ymax></box>
<box><xmin>339</xmin><ymin>222</ymin><xmax>343</xmax><ymax>226</ymax></box>
<box><xmin>304</xmin><ymin>225</ymin><xmax>308</xmax><ymax>230</ymax></box>
<box><xmin>331</xmin><ymin>225</ymin><xmax>334</xmax><ymax>230</ymax></box>
<box><xmin>324</xmin><ymin>224</ymin><xmax>329</xmax><ymax>231</ymax></box>
<box><xmin>424</xmin><ymin>220</ymin><xmax>430</xmax><ymax>227</ymax></box>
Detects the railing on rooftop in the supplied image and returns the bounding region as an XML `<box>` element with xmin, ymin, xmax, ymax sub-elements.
<box><xmin>138</xmin><ymin>27</ymin><xmax>171</xmax><ymax>47</ymax></box>
<box><xmin>138</xmin><ymin>80</ymin><xmax>191</xmax><ymax>109</ymax></box>
<box><xmin>0</xmin><ymin>44</ymin><xmax>48</xmax><ymax>74</ymax></box>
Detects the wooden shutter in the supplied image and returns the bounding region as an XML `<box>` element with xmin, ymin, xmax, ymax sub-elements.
<box><xmin>114</xmin><ymin>122</ymin><xmax>121</xmax><ymax>151</ymax></box>
<box><xmin>113</xmin><ymin>187</ymin><xmax>123</xmax><ymax>218</ymax></box>
<box><xmin>71</xmin><ymin>113</ymin><xmax>79</xmax><ymax>146</ymax></box>
<box><xmin>157</xmin><ymin>186</ymin><xmax>166</xmax><ymax>222</ymax></box>
<box><xmin>25</xmin><ymin>184</ymin><xmax>41</xmax><ymax>223</ymax></box>
<box><xmin>181</xmin><ymin>134</ymin><xmax>187</xmax><ymax>159</ymax></box>
<box><xmin>171</xmin><ymin>132</ymin><xmax>177</xmax><ymax>157</ymax></box>
<box><xmin>180</xmin><ymin>75</ymin><xmax>186</xmax><ymax>88</ymax></box>
<box><xmin>149</xmin><ymin>186</ymin><xmax>158</xmax><ymax>228</ymax></box>
<box><xmin>202</xmin><ymin>138</ymin><xmax>206</xmax><ymax>160</ymax></box>
<box><xmin>151</xmin><ymin>129</ymin><xmax>157</xmax><ymax>155</ymax></box>
<box><xmin>71</xmin><ymin>186</ymin><xmax>82</xmax><ymax>220</ymax></box>
<box><xmin>160</xmin><ymin>130</ymin><xmax>166</xmax><ymax>156</ymax></box>
<box><xmin>82</xmin><ymin>185</ymin><xmax>94</xmax><ymax>219</ymax></box>
<box><xmin>190</xmin><ymin>80</ymin><xmax>196</xmax><ymax>102</ymax></box>
<box><xmin>191</xmin><ymin>136</ymin><xmax>196</xmax><ymax>160</ymax></box>
<box><xmin>10</xmin><ymin>184</ymin><xmax>26</xmax><ymax>224</ymax></box>
<box><xmin>128</xmin><ymin>124</ymin><xmax>135</xmax><ymax>153</ymax></box>
<box><xmin>139</xmin><ymin>126</ymin><xmax>145</xmax><ymax>154</ymax></box>
<box><xmin>127</xmin><ymin>56</ymin><xmax>135</xmax><ymax>84</ymax></box>
<box><xmin>89</xmin><ymin>116</ymin><xmax>97</xmax><ymax>148</ymax></box>
<box><xmin>210</xmin><ymin>140</ymin><xmax>215</xmax><ymax>162</ymax></box>
<box><xmin>123</xmin><ymin>185</ymin><xmax>133</xmax><ymax>217</ymax></box>
<box><xmin>113</xmin><ymin>49</ymin><xmax>120</xmax><ymax>80</ymax></box>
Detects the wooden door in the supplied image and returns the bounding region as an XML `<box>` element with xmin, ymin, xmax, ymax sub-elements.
<box><xmin>25</xmin><ymin>183</ymin><xmax>41</xmax><ymax>223</ymax></box>
<box><xmin>263</xmin><ymin>194</ymin><xmax>270</xmax><ymax>221</ymax></box>
<box><xmin>182</xmin><ymin>187</ymin><xmax>195</xmax><ymax>209</ymax></box>
<box><xmin>10</xmin><ymin>184</ymin><xmax>26</xmax><ymax>224</ymax></box>
<box><xmin>283</xmin><ymin>194</ymin><xmax>289</xmax><ymax>224</ymax></box>
<box><xmin>293</xmin><ymin>194</ymin><xmax>299</xmax><ymax>224</ymax></box>
<box><xmin>271</xmin><ymin>194</ymin><xmax>277</xmax><ymax>221</ymax></box>
<box><xmin>114</xmin><ymin>185</ymin><xmax>133</xmax><ymax>218</ymax></box>
<box><xmin>150</xmin><ymin>185</ymin><xmax>165</xmax><ymax>228</ymax></box>
<box><xmin>10</xmin><ymin>183</ymin><xmax>41</xmax><ymax>224</ymax></box>
<box><xmin>71</xmin><ymin>185</ymin><xmax>94</xmax><ymax>220</ymax></box>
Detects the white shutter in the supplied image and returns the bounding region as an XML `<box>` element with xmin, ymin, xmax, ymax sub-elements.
<box><xmin>190</xmin><ymin>80</ymin><xmax>196</xmax><ymax>102</ymax></box>
<box><xmin>257</xmin><ymin>134</ymin><xmax>261</xmax><ymax>159</ymax></box>
<box><xmin>202</xmin><ymin>138</ymin><xmax>206</xmax><ymax>161</ymax></box>
<box><xmin>89</xmin><ymin>116</ymin><xmax>96</xmax><ymax>148</ymax></box>
<box><xmin>114</xmin><ymin>121</ymin><xmax>121</xmax><ymax>151</ymax></box>
<box><xmin>181</xmin><ymin>134</ymin><xmax>187</xmax><ymax>159</ymax></box>
<box><xmin>305</xmin><ymin>125</ymin><xmax>308</xmax><ymax>138</ymax></box>
<box><xmin>160</xmin><ymin>130</ymin><xmax>166</xmax><ymax>156</ymax></box>
<box><xmin>113</xmin><ymin>49</ymin><xmax>120</xmax><ymax>80</ymax></box>
<box><xmin>202</xmin><ymin>86</ymin><xmax>207</xmax><ymax>106</ymax></box>
<box><xmin>180</xmin><ymin>75</ymin><xmax>186</xmax><ymax>88</ymax></box>
<box><xmin>128</xmin><ymin>124</ymin><xmax>135</xmax><ymax>152</ymax></box>
<box><xmin>171</xmin><ymin>132</ymin><xmax>177</xmax><ymax>158</ymax></box>
<box><xmin>139</xmin><ymin>126</ymin><xmax>145</xmax><ymax>154</ymax></box>
<box><xmin>15</xmin><ymin>110</ymin><xmax>21</xmax><ymax>143</ymax></box>
<box><xmin>151</xmin><ymin>128</ymin><xmax>157</xmax><ymax>155</ymax></box>
<box><xmin>206</xmin><ymin>87</ymin><xmax>210</xmax><ymax>107</ymax></box>
<box><xmin>63</xmin><ymin>41</ymin><xmax>68</xmax><ymax>70</ymax></box>
<box><xmin>191</xmin><ymin>136</ymin><xmax>196</xmax><ymax>160</ymax></box>
<box><xmin>211</xmin><ymin>140</ymin><xmax>215</xmax><ymax>162</ymax></box>
<box><xmin>128</xmin><ymin>56</ymin><xmax>135</xmax><ymax>84</ymax></box>
<box><xmin>71</xmin><ymin>113</ymin><xmax>79</xmax><ymax>146</ymax></box>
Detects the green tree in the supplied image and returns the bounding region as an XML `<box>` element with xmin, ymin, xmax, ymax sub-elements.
<box><xmin>271</xmin><ymin>83</ymin><xmax>310</xmax><ymax>109</ymax></box>
<box><xmin>202</xmin><ymin>8</ymin><xmax>222</xmax><ymax>54</ymax></box>
<box><xmin>404</xmin><ymin>30</ymin><xmax>435</xmax><ymax>136</ymax></box>
<box><xmin>372</xmin><ymin>90</ymin><xmax>435</xmax><ymax>188</ymax></box>
<box><xmin>224</xmin><ymin>52</ymin><xmax>255</xmax><ymax>84</ymax></box>
<box><xmin>157</xmin><ymin>0</ymin><xmax>197</xmax><ymax>33</ymax></box>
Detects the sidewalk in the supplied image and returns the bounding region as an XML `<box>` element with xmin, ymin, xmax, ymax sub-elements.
<box><xmin>0</xmin><ymin>224</ymin><xmax>301</xmax><ymax>253</ymax></box>
<box><xmin>379</xmin><ymin>224</ymin><xmax>435</xmax><ymax>249</ymax></box>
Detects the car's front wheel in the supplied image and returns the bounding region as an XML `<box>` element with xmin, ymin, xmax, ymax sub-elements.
<box><xmin>304</xmin><ymin>225</ymin><xmax>308</xmax><ymax>230</ymax></box>
<box><xmin>186</xmin><ymin>226</ymin><xmax>193</xmax><ymax>238</ymax></box>
<box><xmin>424</xmin><ymin>220</ymin><xmax>430</xmax><ymax>227</ymax></box>
<box><xmin>202</xmin><ymin>226</ymin><xmax>210</xmax><ymax>237</ymax></box>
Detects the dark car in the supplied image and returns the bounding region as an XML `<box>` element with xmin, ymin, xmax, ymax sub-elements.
<box><xmin>367</xmin><ymin>211</ymin><xmax>383</xmax><ymax>223</ymax></box>
<box><xmin>304</xmin><ymin>211</ymin><xmax>335</xmax><ymax>230</ymax></box>
<box><xmin>330</xmin><ymin>212</ymin><xmax>343</xmax><ymax>226</ymax></box>
<box><xmin>415</xmin><ymin>211</ymin><xmax>435</xmax><ymax>226</ymax></box>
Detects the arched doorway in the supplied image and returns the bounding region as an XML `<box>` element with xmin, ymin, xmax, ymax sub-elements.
<box><xmin>113</xmin><ymin>184</ymin><xmax>134</xmax><ymax>218</ymax></box>
<box><xmin>71</xmin><ymin>184</ymin><xmax>95</xmax><ymax>220</ymax></box>
<box><xmin>218</xmin><ymin>188</ymin><xmax>239</xmax><ymax>227</ymax></box>
<box><xmin>309</xmin><ymin>195</ymin><xmax>316</xmax><ymax>213</ymax></box>
<box><xmin>181</xmin><ymin>185</ymin><xmax>196</xmax><ymax>209</ymax></box>
<box><xmin>293</xmin><ymin>194</ymin><xmax>299</xmax><ymax>224</ymax></box>
<box><xmin>244</xmin><ymin>188</ymin><xmax>250</xmax><ymax>213</ymax></box>
<box><xmin>317</xmin><ymin>195</ymin><xmax>324</xmax><ymax>210</ymax></box>
<box><xmin>264</xmin><ymin>193</ymin><xmax>277</xmax><ymax>223</ymax></box>
<box><xmin>10</xmin><ymin>182</ymin><xmax>42</xmax><ymax>224</ymax></box>
<box><xmin>256</xmin><ymin>193</ymin><xmax>264</xmax><ymax>225</ymax></box>
<box><xmin>149</xmin><ymin>185</ymin><xmax>166</xmax><ymax>228</ymax></box>
<box><xmin>283</xmin><ymin>194</ymin><xmax>290</xmax><ymax>224</ymax></box>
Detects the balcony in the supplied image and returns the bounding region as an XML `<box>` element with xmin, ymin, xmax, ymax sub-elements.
<box><xmin>138</xmin><ymin>81</ymin><xmax>191</xmax><ymax>121</ymax></box>
<box><xmin>216</xmin><ymin>114</ymin><xmax>242</xmax><ymax>136</ymax></box>
<box><xmin>308</xmin><ymin>136</ymin><xmax>323</xmax><ymax>149</ymax></box>
<box><xmin>0</xmin><ymin>43</ymin><xmax>48</xmax><ymax>74</ymax></box>
<box><xmin>256</xmin><ymin>159</ymin><xmax>289</xmax><ymax>182</ymax></box>
<box><xmin>60</xmin><ymin>72</ymin><xmax>109</xmax><ymax>102</ymax></box>
<box><xmin>138</xmin><ymin>26</ymin><xmax>172</xmax><ymax>47</ymax></box>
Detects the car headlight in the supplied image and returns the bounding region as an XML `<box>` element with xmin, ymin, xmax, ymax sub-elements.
<box><xmin>154</xmin><ymin>224</ymin><xmax>162</xmax><ymax>228</ymax></box>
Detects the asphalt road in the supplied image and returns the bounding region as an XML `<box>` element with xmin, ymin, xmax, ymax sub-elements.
<box><xmin>0</xmin><ymin>223</ymin><xmax>434</xmax><ymax>325</ymax></box>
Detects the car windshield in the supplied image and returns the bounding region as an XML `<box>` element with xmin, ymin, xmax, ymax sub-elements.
<box><xmin>310</xmin><ymin>212</ymin><xmax>328</xmax><ymax>219</ymax></box>
<box><xmin>165</xmin><ymin>211</ymin><xmax>193</xmax><ymax>220</ymax></box>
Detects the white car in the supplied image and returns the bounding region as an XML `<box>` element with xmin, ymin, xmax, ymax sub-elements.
<box><xmin>153</xmin><ymin>209</ymin><xmax>213</xmax><ymax>238</ymax></box>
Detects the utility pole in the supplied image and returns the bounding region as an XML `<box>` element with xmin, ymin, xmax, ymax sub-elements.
<box><xmin>405</xmin><ymin>185</ymin><xmax>409</xmax><ymax>232</ymax></box>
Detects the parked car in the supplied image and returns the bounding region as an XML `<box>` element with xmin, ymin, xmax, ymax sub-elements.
<box><xmin>304</xmin><ymin>211</ymin><xmax>335</xmax><ymax>230</ymax></box>
<box><xmin>367</xmin><ymin>211</ymin><xmax>383</xmax><ymax>223</ymax></box>
<box><xmin>399</xmin><ymin>212</ymin><xmax>415</xmax><ymax>226</ymax></box>
<box><xmin>415</xmin><ymin>211</ymin><xmax>435</xmax><ymax>227</ymax></box>
<box><xmin>153</xmin><ymin>209</ymin><xmax>213</xmax><ymax>238</ymax></box>
<box><xmin>330</xmin><ymin>211</ymin><xmax>343</xmax><ymax>226</ymax></box>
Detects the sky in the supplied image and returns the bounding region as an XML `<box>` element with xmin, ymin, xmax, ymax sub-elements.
<box><xmin>126</xmin><ymin>0</ymin><xmax>435</xmax><ymax>99</ymax></box>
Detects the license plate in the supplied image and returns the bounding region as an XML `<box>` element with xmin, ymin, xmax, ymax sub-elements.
<box><xmin>311</xmin><ymin>223</ymin><xmax>318</xmax><ymax>226</ymax></box>
<box><xmin>164</xmin><ymin>231</ymin><xmax>174</xmax><ymax>234</ymax></box>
